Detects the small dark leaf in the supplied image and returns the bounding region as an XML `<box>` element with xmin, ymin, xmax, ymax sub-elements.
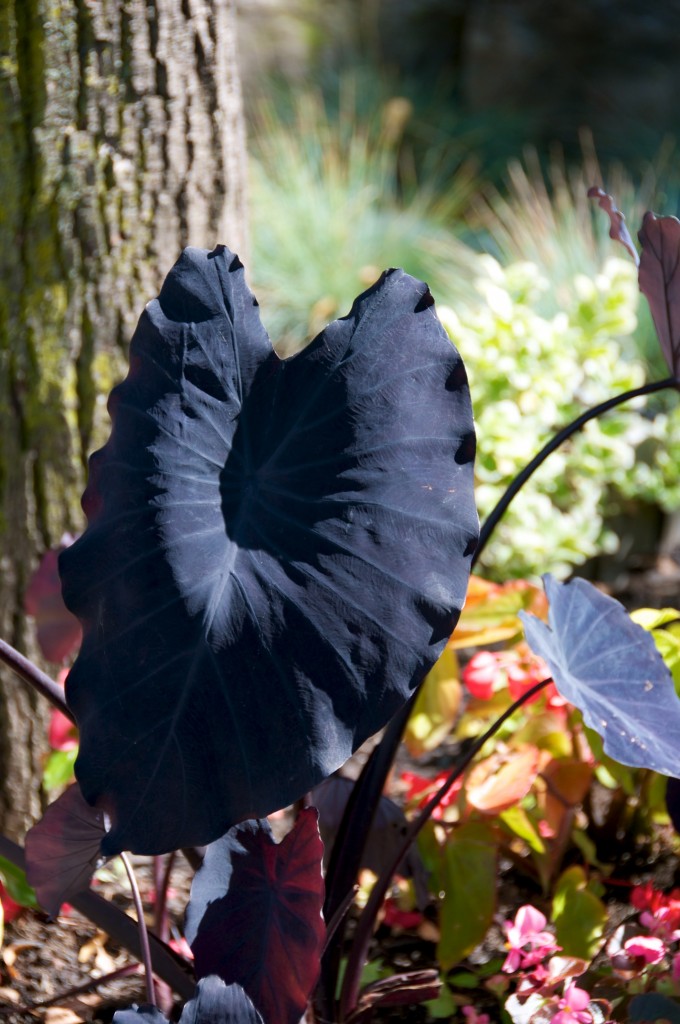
<box><xmin>179</xmin><ymin>977</ymin><xmax>264</xmax><ymax>1024</ymax></box>
<box><xmin>60</xmin><ymin>245</ymin><xmax>478</xmax><ymax>854</ymax></box>
<box><xmin>521</xmin><ymin>575</ymin><xmax>680</xmax><ymax>777</ymax></box>
<box><xmin>25</xmin><ymin>784</ymin><xmax>107</xmax><ymax>916</ymax></box>
<box><xmin>113</xmin><ymin>1006</ymin><xmax>170</xmax><ymax>1024</ymax></box>
<box><xmin>346</xmin><ymin>970</ymin><xmax>441</xmax><ymax>1024</ymax></box>
<box><xmin>587</xmin><ymin>187</ymin><xmax>639</xmax><ymax>264</ymax></box>
<box><xmin>638</xmin><ymin>211</ymin><xmax>680</xmax><ymax>377</ymax></box>
<box><xmin>24</xmin><ymin>536</ymin><xmax>82</xmax><ymax>662</ymax></box>
<box><xmin>312</xmin><ymin>775</ymin><xmax>429</xmax><ymax>908</ymax></box>
<box><xmin>186</xmin><ymin>808</ymin><xmax>324</xmax><ymax>1024</ymax></box>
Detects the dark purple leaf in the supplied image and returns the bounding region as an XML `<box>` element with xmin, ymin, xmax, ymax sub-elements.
<box><xmin>521</xmin><ymin>575</ymin><xmax>680</xmax><ymax>777</ymax></box>
<box><xmin>24</xmin><ymin>536</ymin><xmax>82</xmax><ymax>662</ymax></box>
<box><xmin>179</xmin><ymin>977</ymin><xmax>264</xmax><ymax>1024</ymax></box>
<box><xmin>638</xmin><ymin>211</ymin><xmax>680</xmax><ymax>377</ymax></box>
<box><xmin>60</xmin><ymin>245</ymin><xmax>478</xmax><ymax>855</ymax></box>
<box><xmin>587</xmin><ymin>187</ymin><xmax>639</xmax><ymax>264</ymax></box>
<box><xmin>113</xmin><ymin>1007</ymin><xmax>170</xmax><ymax>1024</ymax></box>
<box><xmin>25</xmin><ymin>783</ymin><xmax>107</xmax><ymax>916</ymax></box>
<box><xmin>346</xmin><ymin>970</ymin><xmax>442</xmax><ymax>1024</ymax></box>
<box><xmin>185</xmin><ymin>808</ymin><xmax>325</xmax><ymax>1024</ymax></box>
<box><xmin>312</xmin><ymin>775</ymin><xmax>429</xmax><ymax>908</ymax></box>
<box><xmin>629</xmin><ymin>992</ymin><xmax>680</xmax><ymax>1024</ymax></box>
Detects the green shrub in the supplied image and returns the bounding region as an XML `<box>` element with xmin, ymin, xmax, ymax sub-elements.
<box><xmin>439</xmin><ymin>254</ymin><xmax>655</xmax><ymax>578</ymax></box>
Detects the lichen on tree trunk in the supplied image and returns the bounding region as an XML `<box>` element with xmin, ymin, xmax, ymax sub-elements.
<box><xmin>0</xmin><ymin>0</ymin><xmax>247</xmax><ymax>841</ymax></box>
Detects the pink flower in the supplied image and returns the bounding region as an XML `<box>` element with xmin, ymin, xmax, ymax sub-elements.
<box><xmin>48</xmin><ymin>708</ymin><xmax>79</xmax><ymax>751</ymax></box>
<box><xmin>462</xmin><ymin>1007</ymin><xmax>490</xmax><ymax>1024</ymax></box>
<box><xmin>552</xmin><ymin>983</ymin><xmax>592</xmax><ymax>1024</ymax></box>
<box><xmin>462</xmin><ymin>648</ymin><xmax>552</xmax><ymax>704</ymax></box>
<box><xmin>502</xmin><ymin>905</ymin><xmax>561</xmax><ymax>973</ymax></box>
<box><xmin>623</xmin><ymin>934</ymin><xmax>666</xmax><ymax>965</ymax></box>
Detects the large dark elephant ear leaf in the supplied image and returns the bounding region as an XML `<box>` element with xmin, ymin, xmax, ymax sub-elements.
<box><xmin>60</xmin><ymin>244</ymin><xmax>478</xmax><ymax>855</ymax></box>
<box><xmin>185</xmin><ymin>809</ymin><xmax>325</xmax><ymax>1024</ymax></box>
<box><xmin>520</xmin><ymin>575</ymin><xmax>680</xmax><ymax>778</ymax></box>
<box><xmin>638</xmin><ymin>212</ymin><xmax>680</xmax><ymax>378</ymax></box>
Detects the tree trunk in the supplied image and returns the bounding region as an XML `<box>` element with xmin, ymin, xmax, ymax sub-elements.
<box><xmin>0</xmin><ymin>0</ymin><xmax>248</xmax><ymax>841</ymax></box>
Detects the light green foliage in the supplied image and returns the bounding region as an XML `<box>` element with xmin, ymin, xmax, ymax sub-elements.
<box><xmin>440</xmin><ymin>255</ymin><xmax>655</xmax><ymax>577</ymax></box>
<box><xmin>551</xmin><ymin>866</ymin><xmax>607</xmax><ymax>960</ymax></box>
<box><xmin>249</xmin><ymin>90</ymin><xmax>475</xmax><ymax>354</ymax></box>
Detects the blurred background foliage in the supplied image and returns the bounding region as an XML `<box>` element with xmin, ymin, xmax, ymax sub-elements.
<box><xmin>235</xmin><ymin>0</ymin><xmax>680</xmax><ymax>579</ymax></box>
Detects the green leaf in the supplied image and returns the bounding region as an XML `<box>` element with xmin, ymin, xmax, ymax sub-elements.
<box><xmin>631</xmin><ymin>607</ymin><xmax>680</xmax><ymax>693</ymax></box>
<box><xmin>551</xmin><ymin>866</ymin><xmax>606</xmax><ymax>959</ymax></box>
<box><xmin>425</xmin><ymin>981</ymin><xmax>457</xmax><ymax>1019</ymax></box>
<box><xmin>499</xmin><ymin>805</ymin><xmax>546</xmax><ymax>854</ymax></box>
<box><xmin>405</xmin><ymin>648</ymin><xmax>462</xmax><ymax>757</ymax></box>
<box><xmin>42</xmin><ymin>749</ymin><xmax>78</xmax><ymax>792</ymax></box>
<box><xmin>0</xmin><ymin>856</ymin><xmax>39</xmax><ymax>910</ymax></box>
<box><xmin>448</xmin><ymin>972</ymin><xmax>480</xmax><ymax>989</ymax></box>
<box><xmin>437</xmin><ymin>821</ymin><xmax>497</xmax><ymax>969</ymax></box>
<box><xmin>630</xmin><ymin>608</ymin><xmax>680</xmax><ymax>631</ymax></box>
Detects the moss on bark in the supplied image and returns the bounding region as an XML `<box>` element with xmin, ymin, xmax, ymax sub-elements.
<box><xmin>0</xmin><ymin>0</ymin><xmax>247</xmax><ymax>840</ymax></box>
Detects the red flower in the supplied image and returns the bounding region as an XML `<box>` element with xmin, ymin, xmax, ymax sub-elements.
<box><xmin>0</xmin><ymin>882</ymin><xmax>23</xmax><ymax>923</ymax></box>
<box><xmin>401</xmin><ymin>770</ymin><xmax>462</xmax><ymax>820</ymax></box>
<box><xmin>462</xmin><ymin>651</ymin><xmax>504</xmax><ymax>700</ymax></box>
<box><xmin>48</xmin><ymin>709</ymin><xmax>79</xmax><ymax>751</ymax></box>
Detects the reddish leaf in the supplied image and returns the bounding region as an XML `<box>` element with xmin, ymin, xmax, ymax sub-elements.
<box><xmin>185</xmin><ymin>808</ymin><xmax>325</xmax><ymax>1024</ymax></box>
<box><xmin>25</xmin><ymin>784</ymin><xmax>107</xmax><ymax>916</ymax></box>
<box><xmin>638</xmin><ymin>212</ymin><xmax>680</xmax><ymax>377</ymax></box>
<box><xmin>466</xmin><ymin>745</ymin><xmax>541</xmax><ymax>815</ymax></box>
<box><xmin>587</xmin><ymin>187</ymin><xmax>639</xmax><ymax>264</ymax></box>
<box><xmin>24</xmin><ymin>538</ymin><xmax>82</xmax><ymax>663</ymax></box>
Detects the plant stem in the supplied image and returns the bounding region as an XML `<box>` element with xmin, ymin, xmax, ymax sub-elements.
<box><xmin>338</xmin><ymin>677</ymin><xmax>551</xmax><ymax>1019</ymax></box>
<box><xmin>121</xmin><ymin>851</ymin><xmax>156</xmax><ymax>1007</ymax></box>
<box><xmin>0</xmin><ymin>638</ymin><xmax>73</xmax><ymax>721</ymax></box>
<box><xmin>472</xmin><ymin>376</ymin><xmax>679</xmax><ymax>569</ymax></box>
<box><xmin>155</xmin><ymin>851</ymin><xmax>177</xmax><ymax>942</ymax></box>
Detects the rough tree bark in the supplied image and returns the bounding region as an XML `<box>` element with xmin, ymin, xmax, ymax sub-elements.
<box><xmin>0</xmin><ymin>0</ymin><xmax>248</xmax><ymax>841</ymax></box>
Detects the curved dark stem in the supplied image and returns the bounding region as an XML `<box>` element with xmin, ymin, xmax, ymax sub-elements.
<box><xmin>318</xmin><ymin>698</ymin><xmax>415</xmax><ymax>1020</ymax></box>
<box><xmin>472</xmin><ymin>377</ymin><xmax>679</xmax><ymax>569</ymax></box>
<box><xmin>0</xmin><ymin>834</ymin><xmax>195</xmax><ymax>1000</ymax></box>
<box><xmin>338</xmin><ymin>677</ymin><xmax>551</xmax><ymax>1019</ymax></box>
<box><xmin>121</xmin><ymin>853</ymin><xmax>156</xmax><ymax>1005</ymax></box>
<box><xmin>0</xmin><ymin>638</ymin><xmax>73</xmax><ymax>721</ymax></box>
